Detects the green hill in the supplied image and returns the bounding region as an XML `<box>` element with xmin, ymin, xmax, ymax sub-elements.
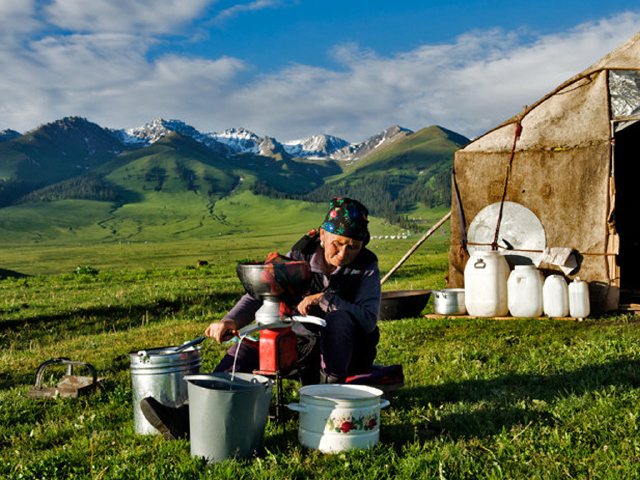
<box><xmin>304</xmin><ymin>126</ymin><xmax>469</xmax><ymax>220</ymax></box>
<box><xmin>0</xmin><ymin>117</ymin><xmax>128</xmax><ymax>206</ymax></box>
<box><xmin>0</xmin><ymin>131</ymin><xmax>343</xmax><ymax>245</ymax></box>
<box><xmin>0</xmin><ymin>117</ymin><xmax>124</xmax><ymax>181</ymax></box>
<box><xmin>0</xmin><ymin>122</ymin><xmax>467</xmax><ymax>247</ymax></box>
<box><xmin>344</xmin><ymin>125</ymin><xmax>469</xmax><ymax>175</ymax></box>
<box><xmin>98</xmin><ymin>133</ymin><xmax>239</xmax><ymax>198</ymax></box>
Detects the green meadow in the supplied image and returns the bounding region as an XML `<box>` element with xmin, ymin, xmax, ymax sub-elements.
<box><xmin>0</xmin><ymin>191</ymin><xmax>451</xmax><ymax>277</ymax></box>
<box><xmin>1</xmin><ymin>203</ymin><xmax>639</xmax><ymax>479</ymax></box>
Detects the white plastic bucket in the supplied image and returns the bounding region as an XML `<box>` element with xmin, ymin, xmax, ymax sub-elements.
<box><xmin>569</xmin><ymin>277</ymin><xmax>590</xmax><ymax>319</ymax></box>
<box><xmin>543</xmin><ymin>275</ymin><xmax>569</xmax><ymax>318</ymax></box>
<box><xmin>464</xmin><ymin>250</ymin><xmax>510</xmax><ymax>317</ymax></box>
<box><xmin>507</xmin><ymin>265</ymin><xmax>543</xmax><ymax>317</ymax></box>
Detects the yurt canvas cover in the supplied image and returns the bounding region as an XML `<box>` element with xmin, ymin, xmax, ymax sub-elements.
<box><xmin>449</xmin><ymin>31</ymin><xmax>640</xmax><ymax>313</ymax></box>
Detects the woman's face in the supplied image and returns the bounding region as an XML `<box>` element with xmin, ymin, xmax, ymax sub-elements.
<box><xmin>320</xmin><ymin>229</ymin><xmax>363</xmax><ymax>269</ymax></box>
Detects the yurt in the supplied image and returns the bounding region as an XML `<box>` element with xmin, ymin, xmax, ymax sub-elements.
<box><xmin>449</xmin><ymin>31</ymin><xmax>640</xmax><ymax>314</ymax></box>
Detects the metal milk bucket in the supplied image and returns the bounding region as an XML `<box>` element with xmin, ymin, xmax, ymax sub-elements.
<box><xmin>433</xmin><ymin>289</ymin><xmax>466</xmax><ymax>315</ymax></box>
<box><xmin>128</xmin><ymin>345</ymin><xmax>203</xmax><ymax>435</ymax></box>
<box><xmin>185</xmin><ymin>372</ymin><xmax>273</xmax><ymax>463</ymax></box>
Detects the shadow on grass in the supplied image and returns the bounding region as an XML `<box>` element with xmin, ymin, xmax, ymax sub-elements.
<box><xmin>0</xmin><ymin>291</ymin><xmax>241</xmax><ymax>338</ymax></box>
<box><xmin>385</xmin><ymin>358</ymin><xmax>640</xmax><ymax>444</ymax></box>
<box><xmin>0</xmin><ymin>268</ymin><xmax>30</xmax><ymax>279</ymax></box>
<box><xmin>0</xmin><ymin>291</ymin><xmax>242</xmax><ymax>389</ymax></box>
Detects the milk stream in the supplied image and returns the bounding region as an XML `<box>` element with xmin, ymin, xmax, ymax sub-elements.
<box><xmin>230</xmin><ymin>335</ymin><xmax>246</xmax><ymax>388</ymax></box>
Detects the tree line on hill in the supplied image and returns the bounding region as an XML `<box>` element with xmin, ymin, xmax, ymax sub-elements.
<box><xmin>14</xmin><ymin>173</ymin><xmax>121</xmax><ymax>204</ymax></box>
<box><xmin>250</xmin><ymin>166</ymin><xmax>452</xmax><ymax>228</ymax></box>
<box><xmin>0</xmin><ymin>179</ymin><xmax>34</xmax><ymax>208</ymax></box>
<box><xmin>1</xmin><ymin>155</ymin><xmax>453</xmax><ymax>230</ymax></box>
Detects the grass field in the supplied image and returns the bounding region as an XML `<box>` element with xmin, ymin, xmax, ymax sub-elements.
<box><xmin>0</xmin><ymin>192</ymin><xmax>451</xmax><ymax>278</ymax></box>
<box><xmin>1</xmin><ymin>232</ymin><xmax>639</xmax><ymax>479</ymax></box>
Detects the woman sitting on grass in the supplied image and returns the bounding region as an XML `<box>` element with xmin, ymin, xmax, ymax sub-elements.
<box><xmin>142</xmin><ymin>197</ymin><xmax>381</xmax><ymax>440</ymax></box>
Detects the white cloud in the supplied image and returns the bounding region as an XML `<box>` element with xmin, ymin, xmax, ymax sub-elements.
<box><xmin>213</xmin><ymin>0</ymin><xmax>287</xmax><ymax>24</ymax></box>
<box><xmin>43</xmin><ymin>0</ymin><xmax>215</xmax><ymax>34</ymax></box>
<box><xmin>0</xmin><ymin>31</ymin><xmax>248</xmax><ymax>131</ymax></box>
<box><xmin>1</xmin><ymin>7</ymin><xmax>640</xmax><ymax>142</ymax></box>
<box><xmin>0</xmin><ymin>0</ymin><xmax>35</xmax><ymax>20</ymax></box>
<box><xmin>0</xmin><ymin>0</ymin><xmax>40</xmax><ymax>39</ymax></box>
<box><xmin>206</xmin><ymin>12</ymin><xmax>640</xmax><ymax>141</ymax></box>
<box><xmin>100</xmin><ymin>54</ymin><xmax>248</xmax><ymax>127</ymax></box>
<box><xmin>220</xmin><ymin>12</ymin><xmax>640</xmax><ymax>141</ymax></box>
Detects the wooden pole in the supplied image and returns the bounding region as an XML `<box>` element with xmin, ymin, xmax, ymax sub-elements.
<box><xmin>380</xmin><ymin>211</ymin><xmax>452</xmax><ymax>285</ymax></box>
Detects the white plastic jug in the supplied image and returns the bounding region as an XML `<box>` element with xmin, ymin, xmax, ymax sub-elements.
<box><xmin>569</xmin><ymin>277</ymin><xmax>590</xmax><ymax>319</ymax></box>
<box><xmin>464</xmin><ymin>250</ymin><xmax>510</xmax><ymax>317</ymax></box>
<box><xmin>507</xmin><ymin>265</ymin><xmax>543</xmax><ymax>317</ymax></box>
<box><xmin>543</xmin><ymin>275</ymin><xmax>569</xmax><ymax>318</ymax></box>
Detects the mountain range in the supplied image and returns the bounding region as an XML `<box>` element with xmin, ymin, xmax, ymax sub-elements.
<box><xmin>0</xmin><ymin>116</ymin><xmax>469</xmax><ymax>245</ymax></box>
<box><xmin>114</xmin><ymin>118</ymin><xmax>415</xmax><ymax>160</ymax></box>
<box><xmin>0</xmin><ymin>117</ymin><xmax>414</xmax><ymax>159</ymax></box>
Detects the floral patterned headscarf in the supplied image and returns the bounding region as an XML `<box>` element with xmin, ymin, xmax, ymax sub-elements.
<box><xmin>319</xmin><ymin>197</ymin><xmax>369</xmax><ymax>243</ymax></box>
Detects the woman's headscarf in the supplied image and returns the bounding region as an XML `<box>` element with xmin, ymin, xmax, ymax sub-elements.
<box><xmin>319</xmin><ymin>197</ymin><xmax>369</xmax><ymax>243</ymax></box>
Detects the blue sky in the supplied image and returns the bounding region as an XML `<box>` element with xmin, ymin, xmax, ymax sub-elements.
<box><xmin>2</xmin><ymin>1</ymin><xmax>640</xmax><ymax>142</ymax></box>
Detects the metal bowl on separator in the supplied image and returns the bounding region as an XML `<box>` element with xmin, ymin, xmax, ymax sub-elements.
<box><xmin>236</xmin><ymin>260</ymin><xmax>311</xmax><ymax>301</ymax></box>
<box><xmin>379</xmin><ymin>290</ymin><xmax>431</xmax><ymax>320</ymax></box>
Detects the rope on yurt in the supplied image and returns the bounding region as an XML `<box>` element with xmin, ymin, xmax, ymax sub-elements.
<box><xmin>452</xmin><ymin>167</ymin><xmax>468</xmax><ymax>252</ymax></box>
<box><xmin>491</xmin><ymin>122</ymin><xmax>522</xmax><ymax>251</ymax></box>
<box><xmin>459</xmin><ymin>241</ymin><xmax>616</xmax><ymax>257</ymax></box>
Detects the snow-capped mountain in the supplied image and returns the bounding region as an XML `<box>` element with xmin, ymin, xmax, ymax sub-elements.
<box><xmin>0</xmin><ymin>129</ymin><xmax>21</xmax><ymax>143</ymax></box>
<box><xmin>209</xmin><ymin>127</ymin><xmax>287</xmax><ymax>157</ymax></box>
<box><xmin>256</xmin><ymin>136</ymin><xmax>288</xmax><ymax>157</ymax></box>
<box><xmin>332</xmin><ymin>125</ymin><xmax>413</xmax><ymax>161</ymax></box>
<box><xmin>118</xmin><ymin>118</ymin><xmax>193</xmax><ymax>145</ymax></box>
<box><xmin>209</xmin><ymin>127</ymin><xmax>262</xmax><ymax>154</ymax></box>
<box><xmin>0</xmin><ymin>117</ymin><xmax>468</xmax><ymax>213</ymax></box>
<box><xmin>116</xmin><ymin>118</ymin><xmax>231</xmax><ymax>155</ymax></box>
<box><xmin>59</xmin><ymin>117</ymin><xmax>415</xmax><ymax>162</ymax></box>
<box><xmin>283</xmin><ymin>134</ymin><xmax>350</xmax><ymax>159</ymax></box>
<box><xmin>205</xmin><ymin>125</ymin><xmax>412</xmax><ymax>160</ymax></box>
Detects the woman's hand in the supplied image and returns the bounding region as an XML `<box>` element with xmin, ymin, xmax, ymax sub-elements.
<box><xmin>297</xmin><ymin>293</ymin><xmax>324</xmax><ymax>315</ymax></box>
<box><xmin>205</xmin><ymin>319</ymin><xmax>238</xmax><ymax>343</ymax></box>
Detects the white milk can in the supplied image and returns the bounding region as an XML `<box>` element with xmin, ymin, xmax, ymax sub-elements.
<box><xmin>507</xmin><ymin>265</ymin><xmax>543</xmax><ymax>317</ymax></box>
<box><xmin>543</xmin><ymin>275</ymin><xmax>569</xmax><ymax>318</ymax></box>
<box><xmin>464</xmin><ymin>250</ymin><xmax>510</xmax><ymax>317</ymax></box>
<box><xmin>569</xmin><ymin>277</ymin><xmax>590</xmax><ymax>319</ymax></box>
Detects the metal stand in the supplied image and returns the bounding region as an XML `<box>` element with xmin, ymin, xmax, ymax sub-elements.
<box><xmin>254</xmin><ymin>368</ymin><xmax>300</xmax><ymax>434</ymax></box>
<box><xmin>272</xmin><ymin>371</ymin><xmax>287</xmax><ymax>427</ymax></box>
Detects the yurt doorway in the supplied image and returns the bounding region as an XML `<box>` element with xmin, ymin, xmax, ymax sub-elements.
<box><xmin>614</xmin><ymin>120</ymin><xmax>640</xmax><ymax>292</ymax></box>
